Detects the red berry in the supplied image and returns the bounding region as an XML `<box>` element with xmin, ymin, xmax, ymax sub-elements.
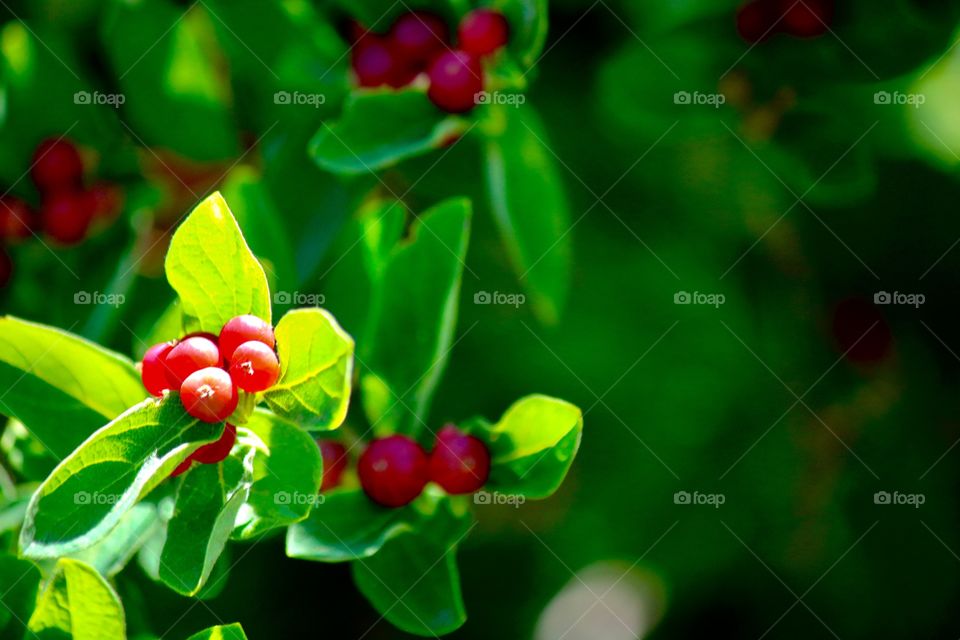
<box><xmin>780</xmin><ymin>0</ymin><xmax>832</xmax><ymax>38</ymax></box>
<box><xmin>736</xmin><ymin>1</ymin><xmax>776</xmax><ymax>43</ymax></box>
<box><xmin>831</xmin><ymin>297</ymin><xmax>893</xmax><ymax>366</ymax></box>
<box><xmin>358</xmin><ymin>435</ymin><xmax>429</xmax><ymax>507</ymax></box>
<box><xmin>428</xmin><ymin>425</ymin><xmax>490</xmax><ymax>494</ymax></box>
<box><xmin>390</xmin><ymin>11</ymin><xmax>449</xmax><ymax>66</ymax></box>
<box><xmin>180</xmin><ymin>367</ymin><xmax>238</xmax><ymax>423</ymax></box>
<box><xmin>88</xmin><ymin>182</ymin><xmax>123</xmax><ymax>221</ymax></box>
<box><xmin>31</xmin><ymin>138</ymin><xmax>84</xmax><ymax>192</ymax></box>
<box><xmin>318</xmin><ymin>440</ymin><xmax>348</xmax><ymax>492</ymax></box>
<box><xmin>164</xmin><ymin>336</ymin><xmax>221</xmax><ymax>388</ymax></box>
<box><xmin>0</xmin><ymin>248</ymin><xmax>12</xmax><ymax>288</ymax></box>
<box><xmin>218</xmin><ymin>315</ymin><xmax>275</xmax><ymax>363</ymax></box>
<box><xmin>0</xmin><ymin>196</ymin><xmax>35</xmax><ymax>242</ymax></box>
<box><xmin>458</xmin><ymin>9</ymin><xmax>509</xmax><ymax>57</ymax></box>
<box><xmin>352</xmin><ymin>35</ymin><xmax>415</xmax><ymax>88</ymax></box>
<box><xmin>40</xmin><ymin>191</ymin><xmax>94</xmax><ymax>245</ymax></box>
<box><xmin>427</xmin><ymin>50</ymin><xmax>484</xmax><ymax>113</ymax></box>
<box><xmin>228</xmin><ymin>340</ymin><xmax>280</xmax><ymax>392</ymax></box>
<box><xmin>170</xmin><ymin>458</ymin><xmax>193</xmax><ymax>478</ymax></box>
<box><xmin>190</xmin><ymin>423</ymin><xmax>237</xmax><ymax>464</ymax></box>
<box><xmin>141</xmin><ymin>341</ymin><xmax>176</xmax><ymax>396</ymax></box>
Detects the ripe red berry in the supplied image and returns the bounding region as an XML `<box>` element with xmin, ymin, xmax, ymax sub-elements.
<box><xmin>0</xmin><ymin>196</ymin><xmax>35</xmax><ymax>242</ymax></box>
<box><xmin>31</xmin><ymin>138</ymin><xmax>84</xmax><ymax>192</ymax></box>
<box><xmin>352</xmin><ymin>35</ymin><xmax>415</xmax><ymax>88</ymax></box>
<box><xmin>40</xmin><ymin>191</ymin><xmax>94</xmax><ymax>245</ymax></box>
<box><xmin>180</xmin><ymin>367</ymin><xmax>238</xmax><ymax>423</ymax></box>
<box><xmin>228</xmin><ymin>340</ymin><xmax>280</xmax><ymax>392</ymax></box>
<box><xmin>427</xmin><ymin>50</ymin><xmax>484</xmax><ymax>113</ymax></box>
<box><xmin>318</xmin><ymin>440</ymin><xmax>348</xmax><ymax>492</ymax></box>
<box><xmin>218</xmin><ymin>315</ymin><xmax>275</xmax><ymax>363</ymax></box>
<box><xmin>164</xmin><ymin>336</ymin><xmax>222</xmax><ymax>388</ymax></box>
<box><xmin>170</xmin><ymin>458</ymin><xmax>193</xmax><ymax>478</ymax></box>
<box><xmin>428</xmin><ymin>425</ymin><xmax>490</xmax><ymax>494</ymax></box>
<box><xmin>736</xmin><ymin>1</ymin><xmax>776</xmax><ymax>43</ymax></box>
<box><xmin>780</xmin><ymin>0</ymin><xmax>832</xmax><ymax>38</ymax></box>
<box><xmin>831</xmin><ymin>297</ymin><xmax>893</xmax><ymax>366</ymax></box>
<box><xmin>190</xmin><ymin>423</ymin><xmax>237</xmax><ymax>464</ymax></box>
<box><xmin>141</xmin><ymin>341</ymin><xmax>176</xmax><ymax>396</ymax></box>
<box><xmin>458</xmin><ymin>9</ymin><xmax>509</xmax><ymax>58</ymax></box>
<box><xmin>358</xmin><ymin>435</ymin><xmax>429</xmax><ymax>507</ymax></box>
<box><xmin>390</xmin><ymin>11</ymin><xmax>449</xmax><ymax>66</ymax></box>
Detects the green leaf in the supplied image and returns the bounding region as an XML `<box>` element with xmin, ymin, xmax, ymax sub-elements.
<box><xmin>165</xmin><ymin>192</ymin><xmax>272</xmax><ymax>333</ymax></box>
<box><xmin>185</xmin><ymin>623</ymin><xmax>248</xmax><ymax>640</ymax></box>
<box><xmin>20</xmin><ymin>396</ymin><xmax>223</xmax><ymax>560</ymax></box>
<box><xmin>262</xmin><ymin>309</ymin><xmax>354</xmax><ymax>430</ymax></box>
<box><xmin>68</xmin><ymin>503</ymin><xmax>160</xmax><ymax>578</ymax></box>
<box><xmin>232</xmin><ymin>409</ymin><xmax>323</xmax><ymax>540</ymax></box>
<box><xmin>286</xmin><ymin>489</ymin><xmax>412</xmax><ymax>563</ymax></box>
<box><xmin>311</xmin><ymin>90</ymin><xmax>466</xmax><ymax>175</ymax></box>
<box><xmin>498</xmin><ymin>0</ymin><xmax>549</xmax><ymax>69</ymax></box>
<box><xmin>0</xmin><ymin>316</ymin><xmax>145</xmax><ymax>461</ymax></box>
<box><xmin>159</xmin><ymin>452</ymin><xmax>252</xmax><ymax>596</ymax></box>
<box><xmin>0</xmin><ymin>554</ymin><xmax>41</xmax><ymax>640</ymax></box>
<box><xmin>27</xmin><ymin>558</ymin><xmax>125</xmax><ymax>640</ymax></box>
<box><xmin>361</xmin><ymin>199</ymin><xmax>471</xmax><ymax>436</ymax></box>
<box><xmin>478</xmin><ymin>394</ymin><xmax>583</xmax><ymax>499</ymax></box>
<box><xmin>483</xmin><ymin>104</ymin><xmax>571</xmax><ymax>324</ymax></box>
<box><xmin>352</xmin><ymin>496</ymin><xmax>472</xmax><ymax>637</ymax></box>
<box><xmin>101</xmin><ymin>0</ymin><xmax>237</xmax><ymax>161</ymax></box>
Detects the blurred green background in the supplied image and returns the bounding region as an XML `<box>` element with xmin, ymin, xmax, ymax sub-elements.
<box><xmin>3</xmin><ymin>0</ymin><xmax>960</xmax><ymax>637</ymax></box>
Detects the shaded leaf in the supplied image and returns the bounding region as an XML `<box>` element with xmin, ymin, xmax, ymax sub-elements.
<box><xmin>27</xmin><ymin>558</ymin><xmax>125</xmax><ymax>640</ymax></box>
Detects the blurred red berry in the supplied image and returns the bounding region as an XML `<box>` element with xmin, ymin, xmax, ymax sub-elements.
<box><xmin>831</xmin><ymin>297</ymin><xmax>893</xmax><ymax>366</ymax></box>
<box><xmin>180</xmin><ymin>367</ymin><xmax>238</xmax><ymax>423</ymax></box>
<box><xmin>429</xmin><ymin>424</ymin><xmax>490</xmax><ymax>494</ymax></box>
<box><xmin>318</xmin><ymin>440</ymin><xmax>348</xmax><ymax>492</ymax></box>
<box><xmin>358</xmin><ymin>435</ymin><xmax>429</xmax><ymax>507</ymax></box>
<box><xmin>427</xmin><ymin>50</ymin><xmax>484</xmax><ymax>113</ymax></box>
<box><xmin>391</xmin><ymin>11</ymin><xmax>449</xmax><ymax>66</ymax></box>
<box><xmin>352</xmin><ymin>35</ymin><xmax>415</xmax><ymax>88</ymax></box>
<box><xmin>458</xmin><ymin>9</ymin><xmax>509</xmax><ymax>57</ymax></box>
<box><xmin>780</xmin><ymin>0</ymin><xmax>832</xmax><ymax>38</ymax></box>
<box><xmin>164</xmin><ymin>336</ymin><xmax>221</xmax><ymax>388</ymax></box>
<box><xmin>219</xmin><ymin>315</ymin><xmax>275</xmax><ymax>363</ymax></box>
<box><xmin>40</xmin><ymin>191</ymin><xmax>94</xmax><ymax>245</ymax></box>
<box><xmin>141</xmin><ymin>341</ymin><xmax>176</xmax><ymax>396</ymax></box>
<box><xmin>737</xmin><ymin>1</ymin><xmax>777</xmax><ymax>43</ymax></box>
<box><xmin>190</xmin><ymin>423</ymin><xmax>237</xmax><ymax>464</ymax></box>
<box><xmin>88</xmin><ymin>182</ymin><xmax>123</xmax><ymax>221</ymax></box>
<box><xmin>0</xmin><ymin>196</ymin><xmax>35</xmax><ymax>242</ymax></box>
<box><xmin>31</xmin><ymin>138</ymin><xmax>84</xmax><ymax>192</ymax></box>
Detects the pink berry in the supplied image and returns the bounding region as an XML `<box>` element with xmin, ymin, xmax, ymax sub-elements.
<box><xmin>0</xmin><ymin>196</ymin><xmax>35</xmax><ymax>242</ymax></box>
<box><xmin>40</xmin><ymin>191</ymin><xmax>94</xmax><ymax>246</ymax></box>
<box><xmin>352</xmin><ymin>35</ymin><xmax>415</xmax><ymax>88</ymax></box>
<box><xmin>190</xmin><ymin>423</ymin><xmax>237</xmax><ymax>464</ymax></box>
<box><xmin>358</xmin><ymin>435</ymin><xmax>429</xmax><ymax>507</ymax></box>
<box><xmin>427</xmin><ymin>50</ymin><xmax>484</xmax><ymax>113</ymax></box>
<box><xmin>31</xmin><ymin>138</ymin><xmax>84</xmax><ymax>192</ymax></box>
<box><xmin>228</xmin><ymin>340</ymin><xmax>280</xmax><ymax>392</ymax></box>
<box><xmin>318</xmin><ymin>440</ymin><xmax>348</xmax><ymax>492</ymax></box>
<box><xmin>218</xmin><ymin>315</ymin><xmax>275</xmax><ymax>363</ymax></box>
<box><xmin>141</xmin><ymin>341</ymin><xmax>176</xmax><ymax>396</ymax></box>
<box><xmin>390</xmin><ymin>11</ymin><xmax>449</xmax><ymax>66</ymax></box>
<box><xmin>180</xmin><ymin>367</ymin><xmax>238</xmax><ymax>423</ymax></box>
<box><xmin>164</xmin><ymin>336</ymin><xmax>221</xmax><ymax>388</ymax></box>
<box><xmin>458</xmin><ymin>9</ymin><xmax>509</xmax><ymax>58</ymax></box>
<box><xmin>428</xmin><ymin>425</ymin><xmax>490</xmax><ymax>494</ymax></box>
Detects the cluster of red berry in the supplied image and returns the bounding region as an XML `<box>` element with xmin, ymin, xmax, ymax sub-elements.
<box><xmin>317</xmin><ymin>425</ymin><xmax>492</xmax><ymax>507</ymax></box>
<box><xmin>0</xmin><ymin>138</ymin><xmax>122</xmax><ymax>286</ymax></box>
<box><xmin>737</xmin><ymin>0</ymin><xmax>833</xmax><ymax>43</ymax></box>
<box><xmin>138</xmin><ymin>315</ymin><xmax>280</xmax><ymax>475</ymax></box>
<box><xmin>350</xmin><ymin>8</ymin><xmax>509</xmax><ymax>113</ymax></box>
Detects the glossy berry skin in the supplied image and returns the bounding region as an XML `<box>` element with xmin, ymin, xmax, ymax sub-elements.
<box><xmin>358</xmin><ymin>435</ymin><xmax>429</xmax><ymax>507</ymax></box>
<box><xmin>780</xmin><ymin>0</ymin><xmax>832</xmax><ymax>38</ymax></box>
<box><xmin>427</xmin><ymin>50</ymin><xmax>484</xmax><ymax>113</ymax></box>
<box><xmin>164</xmin><ymin>336</ymin><xmax>222</xmax><ymax>388</ymax></box>
<box><xmin>141</xmin><ymin>341</ymin><xmax>176</xmax><ymax>396</ymax></box>
<box><xmin>318</xmin><ymin>440</ymin><xmax>348</xmax><ymax>492</ymax></box>
<box><xmin>352</xmin><ymin>35</ymin><xmax>414</xmax><ymax>88</ymax></box>
<box><xmin>190</xmin><ymin>423</ymin><xmax>237</xmax><ymax>464</ymax></box>
<box><xmin>429</xmin><ymin>425</ymin><xmax>490</xmax><ymax>494</ymax></box>
<box><xmin>228</xmin><ymin>340</ymin><xmax>280</xmax><ymax>392</ymax></box>
<box><xmin>736</xmin><ymin>1</ymin><xmax>775</xmax><ymax>43</ymax></box>
<box><xmin>218</xmin><ymin>315</ymin><xmax>275</xmax><ymax>363</ymax></box>
<box><xmin>40</xmin><ymin>191</ymin><xmax>93</xmax><ymax>245</ymax></box>
<box><xmin>0</xmin><ymin>196</ymin><xmax>35</xmax><ymax>241</ymax></box>
<box><xmin>180</xmin><ymin>367</ymin><xmax>238</xmax><ymax>423</ymax></box>
<box><xmin>391</xmin><ymin>11</ymin><xmax>449</xmax><ymax>66</ymax></box>
<box><xmin>31</xmin><ymin>138</ymin><xmax>84</xmax><ymax>192</ymax></box>
<box><xmin>458</xmin><ymin>9</ymin><xmax>509</xmax><ymax>57</ymax></box>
